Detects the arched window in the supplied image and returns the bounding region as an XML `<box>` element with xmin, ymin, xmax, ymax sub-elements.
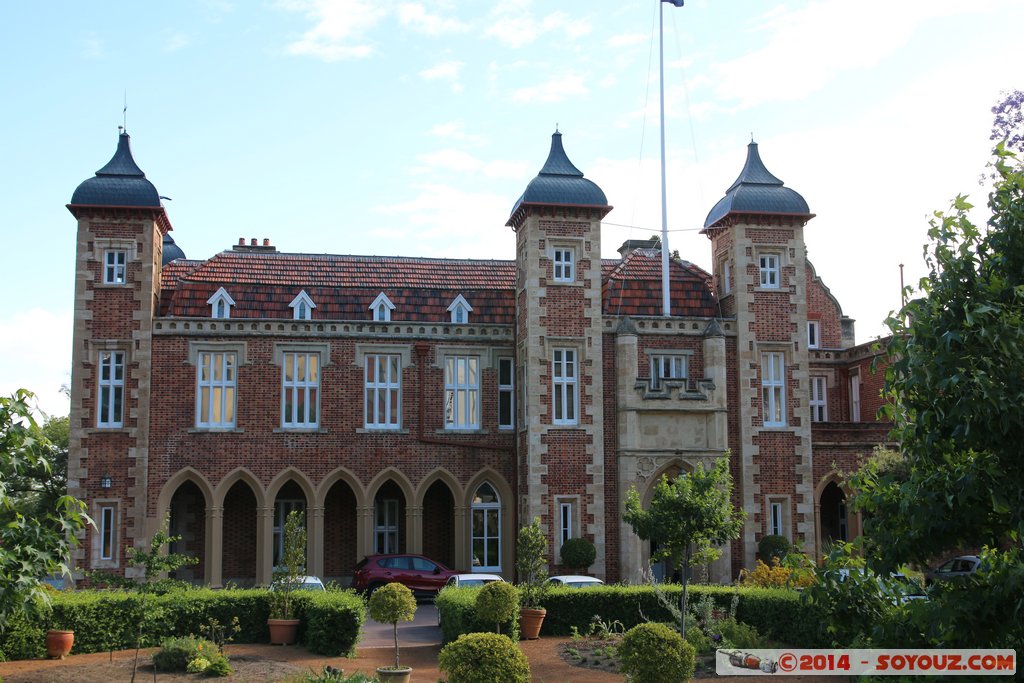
<box><xmin>471</xmin><ymin>482</ymin><xmax>501</xmax><ymax>573</ymax></box>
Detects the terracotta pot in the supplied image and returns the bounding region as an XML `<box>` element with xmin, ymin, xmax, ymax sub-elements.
<box><xmin>376</xmin><ymin>666</ymin><xmax>412</xmax><ymax>683</ymax></box>
<box><xmin>267</xmin><ymin>618</ymin><xmax>300</xmax><ymax>645</ymax></box>
<box><xmin>45</xmin><ymin>629</ymin><xmax>74</xmax><ymax>659</ymax></box>
<box><xmin>519</xmin><ymin>607</ymin><xmax>547</xmax><ymax>640</ymax></box>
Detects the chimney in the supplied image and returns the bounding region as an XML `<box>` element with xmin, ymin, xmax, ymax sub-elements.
<box><xmin>232</xmin><ymin>237</ymin><xmax>278</xmax><ymax>253</ymax></box>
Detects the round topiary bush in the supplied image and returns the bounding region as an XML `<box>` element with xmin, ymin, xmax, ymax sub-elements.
<box><xmin>559</xmin><ymin>537</ymin><xmax>596</xmax><ymax>572</ymax></box>
<box><xmin>438</xmin><ymin>632</ymin><xmax>530</xmax><ymax>683</ymax></box>
<box><xmin>475</xmin><ymin>581</ymin><xmax>519</xmax><ymax>634</ymax></box>
<box><xmin>619</xmin><ymin>622</ymin><xmax>696</xmax><ymax>683</ymax></box>
<box><xmin>758</xmin><ymin>534</ymin><xmax>790</xmax><ymax>564</ymax></box>
<box><xmin>367</xmin><ymin>582</ymin><xmax>417</xmax><ymax>669</ymax></box>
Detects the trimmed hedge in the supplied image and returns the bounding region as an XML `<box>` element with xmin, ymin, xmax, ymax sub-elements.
<box><xmin>0</xmin><ymin>588</ymin><xmax>365</xmax><ymax>660</ymax></box>
<box><xmin>435</xmin><ymin>586</ymin><xmax>519</xmax><ymax>644</ymax></box>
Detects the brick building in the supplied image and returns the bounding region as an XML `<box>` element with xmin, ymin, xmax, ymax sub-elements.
<box><xmin>66</xmin><ymin>129</ymin><xmax>890</xmax><ymax>586</ymax></box>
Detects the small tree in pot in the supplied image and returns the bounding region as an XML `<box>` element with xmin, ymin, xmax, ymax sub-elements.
<box><xmin>515</xmin><ymin>517</ymin><xmax>550</xmax><ymax>639</ymax></box>
<box><xmin>475</xmin><ymin>581</ymin><xmax>519</xmax><ymax>635</ymax></box>
<box><xmin>268</xmin><ymin>510</ymin><xmax>306</xmax><ymax>645</ymax></box>
<box><xmin>368</xmin><ymin>582</ymin><xmax>417</xmax><ymax>683</ymax></box>
<box><xmin>559</xmin><ymin>537</ymin><xmax>596</xmax><ymax>574</ymax></box>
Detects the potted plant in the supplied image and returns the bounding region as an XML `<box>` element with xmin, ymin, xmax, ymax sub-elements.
<box><xmin>45</xmin><ymin>629</ymin><xmax>74</xmax><ymax>659</ymax></box>
<box><xmin>559</xmin><ymin>537</ymin><xmax>596</xmax><ymax>574</ymax></box>
<box><xmin>267</xmin><ymin>509</ymin><xmax>306</xmax><ymax>645</ymax></box>
<box><xmin>515</xmin><ymin>517</ymin><xmax>550</xmax><ymax>639</ymax></box>
<box><xmin>367</xmin><ymin>582</ymin><xmax>417</xmax><ymax>683</ymax></box>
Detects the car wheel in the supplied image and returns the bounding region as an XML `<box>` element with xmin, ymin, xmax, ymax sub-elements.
<box><xmin>367</xmin><ymin>582</ymin><xmax>385</xmax><ymax>598</ymax></box>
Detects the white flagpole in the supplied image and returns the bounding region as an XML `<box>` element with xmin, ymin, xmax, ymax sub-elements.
<box><xmin>659</xmin><ymin>0</ymin><xmax>671</xmax><ymax>317</ymax></box>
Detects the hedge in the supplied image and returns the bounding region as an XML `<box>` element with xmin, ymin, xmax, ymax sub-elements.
<box><xmin>435</xmin><ymin>586</ymin><xmax>519</xmax><ymax>644</ymax></box>
<box><xmin>0</xmin><ymin>588</ymin><xmax>365</xmax><ymax>660</ymax></box>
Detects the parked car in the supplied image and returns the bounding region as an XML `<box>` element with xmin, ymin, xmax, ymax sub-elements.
<box><xmin>269</xmin><ymin>575</ymin><xmax>326</xmax><ymax>591</ymax></box>
<box><xmin>837</xmin><ymin>568</ymin><xmax>927</xmax><ymax>603</ymax></box>
<box><xmin>547</xmin><ymin>575</ymin><xmax>605</xmax><ymax>588</ymax></box>
<box><xmin>445</xmin><ymin>573</ymin><xmax>504</xmax><ymax>589</ymax></box>
<box><xmin>352</xmin><ymin>554</ymin><xmax>457</xmax><ymax>597</ymax></box>
<box><xmin>925</xmin><ymin>555</ymin><xmax>981</xmax><ymax>585</ymax></box>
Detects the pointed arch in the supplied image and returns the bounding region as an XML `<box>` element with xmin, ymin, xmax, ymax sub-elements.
<box><xmin>641</xmin><ymin>458</ymin><xmax>695</xmax><ymax>507</ymax></box>
<box><xmin>463</xmin><ymin>469</ymin><xmax>513</xmax><ymax>509</ymax></box>
<box><xmin>266</xmin><ymin>467</ymin><xmax>317</xmax><ymax>504</ymax></box>
<box><xmin>316</xmin><ymin>466</ymin><xmax>366</xmax><ymax>509</ymax></box>
<box><xmin>157</xmin><ymin>467</ymin><xmax>214</xmax><ymax>520</ymax></box>
<box><xmin>464</xmin><ymin>469</ymin><xmax>514</xmax><ymax>576</ymax></box>
<box><xmin>415</xmin><ymin>467</ymin><xmax>463</xmax><ymax>507</ymax></box>
<box><xmin>214</xmin><ymin>467</ymin><xmax>266</xmax><ymax>509</ymax></box>
<box><xmin>366</xmin><ymin>467</ymin><xmax>416</xmax><ymax>502</ymax></box>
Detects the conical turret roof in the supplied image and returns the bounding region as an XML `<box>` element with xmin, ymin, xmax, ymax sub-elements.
<box><xmin>703</xmin><ymin>141</ymin><xmax>811</xmax><ymax>230</ymax></box>
<box><xmin>70</xmin><ymin>132</ymin><xmax>162</xmax><ymax>207</ymax></box>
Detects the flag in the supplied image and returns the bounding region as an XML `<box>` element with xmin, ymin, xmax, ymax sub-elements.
<box><xmin>663</xmin><ymin>0</ymin><xmax>684</xmax><ymax>6</ymax></box>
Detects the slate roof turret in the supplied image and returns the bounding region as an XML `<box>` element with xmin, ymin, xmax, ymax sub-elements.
<box><xmin>70</xmin><ymin>132</ymin><xmax>162</xmax><ymax>208</ymax></box>
<box><xmin>702</xmin><ymin>141</ymin><xmax>812</xmax><ymax>231</ymax></box>
<box><xmin>162</xmin><ymin>233</ymin><xmax>187</xmax><ymax>265</ymax></box>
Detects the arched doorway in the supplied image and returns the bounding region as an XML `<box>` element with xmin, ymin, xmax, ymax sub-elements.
<box><xmin>167</xmin><ymin>480</ymin><xmax>206</xmax><ymax>584</ymax></box>
<box><xmin>819</xmin><ymin>481</ymin><xmax>848</xmax><ymax>549</ymax></box>
<box><xmin>323</xmin><ymin>479</ymin><xmax>358</xmax><ymax>584</ymax></box>
<box><xmin>373</xmin><ymin>480</ymin><xmax>406</xmax><ymax>554</ymax></box>
<box><xmin>422</xmin><ymin>480</ymin><xmax>455</xmax><ymax>568</ymax></box>
<box><xmin>273</xmin><ymin>480</ymin><xmax>308</xmax><ymax>568</ymax></box>
<box><xmin>470</xmin><ymin>482</ymin><xmax>501</xmax><ymax>573</ymax></box>
<box><xmin>643</xmin><ymin>463</ymin><xmax>688</xmax><ymax>583</ymax></box>
<box><xmin>222</xmin><ymin>480</ymin><xmax>258</xmax><ymax>586</ymax></box>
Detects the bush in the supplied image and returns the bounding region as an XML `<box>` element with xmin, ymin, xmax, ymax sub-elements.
<box><xmin>559</xmin><ymin>538</ymin><xmax>596</xmax><ymax>572</ymax></box>
<box><xmin>0</xmin><ymin>612</ymin><xmax>45</xmax><ymax>661</ymax></box>
<box><xmin>720</xmin><ymin>619</ymin><xmax>764</xmax><ymax>649</ymax></box>
<box><xmin>739</xmin><ymin>557</ymin><xmax>815</xmax><ymax>589</ymax></box>
<box><xmin>684</xmin><ymin>625</ymin><xmax>714</xmax><ymax>655</ymax></box>
<box><xmin>436</xmin><ymin>586</ymin><xmax>519</xmax><ymax>644</ymax></box>
<box><xmin>619</xmin><ymin>622</ymin><xmax>695</xmax><ymax>683</ymax></box>
<box><xmin>475</xmin><ymin>582</ymin><xmax>519</xmax><ymax>634</ymax></box>
<box><xmin>152</xmin><ymin>636</ymin><xmax>217</xmax><ymax>671</ymax></box>
<box><xmin>438</xmin><ymin>632</ymin><xmax>530</xmax><ymax>683</ymax></box>
<box><xmin>303</xmin><ymin>591</ymin><xmax>365</xmax><ymax>656</ymax></box>
<box><xmin>206</xmin><ymin>654</ymin><xmax>233</xmax><ymax>677</ymax></box>
<box><xmin>758</xmin><ymin>535</ymin><xmax>790</xmax><ymax>564</ymax></box>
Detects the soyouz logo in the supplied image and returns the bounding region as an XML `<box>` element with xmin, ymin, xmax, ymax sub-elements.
<box><xmin>716</xmin><ymin>649</ymin><xmax>1016</xmax><ymax>676</ymax></box>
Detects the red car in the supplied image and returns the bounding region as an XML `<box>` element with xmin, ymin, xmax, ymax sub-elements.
<box><xmin>352</xmin><ymin>554</ymin><xmax>457</xmax><ymax>596</ymax></box>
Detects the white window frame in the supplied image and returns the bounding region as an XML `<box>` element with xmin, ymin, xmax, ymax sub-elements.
<box><xmin>208</xmin><ymin>287</ymin><xmax>235</xmax><ymax>319</ymax></box>
<box><xmin>649</xmin><ymin>353</ymin><xmax>688</xmax><ymax>390</ymax></box>
<box><xmin>759</xmin><ymin>253</ymin><xmax>780</xmax><ymax>289</ymax></box>
<box><xmin>497</xmin><ymin>357</ymin><xmax>514</xmax><ymax>430</ymax></box>
<box><xmin>196</xmin><ymin>351</ymin><xmax>237</xmax><ymax>428</ymax></box>
<box><xmin>808</xmin><ymin>320</ymin><xmax>820</xmax><ymax>349</ymax></box>
<box><xmin>282</xmin><ymin>351</ymin><xmax>320</xmax><ymax>429</ymax></box>
<box><xmin>553</xmin><ymin>248</ymin><xmax>575</xmax><ymax>283</ymax></box>
<box><xmin>447</xmin><ymin>294</ymin><xmax>473</xmax><ymax>325</ymax></box>
<box><xmin>103</xmin><ymin>250</ymin><xmax>127</xmax><ymax>285</ymax></box>
<box><xmin>369</xmin><ymin>292</ymin><xmax>395</xmax><ymax>322</ymax></box>
<box><xmin>365</xmin><ymin>353</ymin><xmax>401</xmax><ymax>429</ymax></box>
<box><xmin>471</xmin><ymin>483</ymin><xmax>501</xmax><ymax>573</ymax></box>
<box><xmin>849</xmin><ymin>372</ymin><xmax>861</xmax><ymax>422</ymax></box>
<box><xmin>810</xmin><ymin>375</ymin><xmax>828</xmax><ymax>423</ymax></box>
<box><xmin>99</xmin><ymin>505</ymin><xmax>116</xmax><ymax>560</ymax></box>
<box><xmin>444</xmin><ymin>355</ymin><xmax>480</xmax><ymax>430</ymax></box>
<box><xmin>552</xmin><ymin>348</ymin><xmax>578</xmax><ymax>426</ymax></box>
<box><xmin>761</xmin><ymin>351</ymin><xmax>786</xmax><ymax>427</ymax></box>
<box><xmin>559</xmin><ymin>501</ymin><xmax>573</xmax><ymax>548</ymax></box>
<box><xmin>769</xmin><ymin>501</ymin><xmax>784</xmax><ymax>537</ymax></box>
<box><xmin>97</xmin><ymin>350</ymin><xmax>125</xmax><ymax>428</ymax></box>
<box><xmin>289</xmin><ymin>290</ymin><xmax>316</xmax><ymax>321</ymax></box>
<box><xmin>374</xmin><ymin>498</ymin><xmax>400</xmax><ymax>554</ymax></box>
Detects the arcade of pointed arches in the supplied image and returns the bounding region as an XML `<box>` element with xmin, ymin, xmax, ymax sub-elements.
<box><xmin>156</xmin><ymin>466</ymin><xmax>514</xmax><ymax>587</ymax></box>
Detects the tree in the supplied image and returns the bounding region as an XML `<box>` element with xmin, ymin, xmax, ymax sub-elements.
<box><xmin>622</xmin><ymin>456</ymin><xmax>745</xmax><ymax>634</ymax></box>
<box><xmin>0</xmin><ymin>414</ymin><xmax>68</xmax><ymax>530</ymax></box>
<box><xmin>982</xmin><ymin>90</ymin><xmax>1024</xmax><ymax>183</ymax></box>
<box><xmin>0</xmin><ymin>390</ymin><xmax>89</xmax><ymax>631</ymax></box>
<box><xmin>854</xmin><ymin>147</ymin><xmax>1024</xmax><ymax>571</ymax></box>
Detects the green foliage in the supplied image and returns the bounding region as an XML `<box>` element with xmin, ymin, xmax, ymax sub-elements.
<box><xmin>622</xmin><ymin>456</ymin><xmax>745</xmax><ymax>634</ymax></box>
<box><xmin>684</xmin><ymin>625</ymin><xmax>713</xmax><ymax>655</ymax></box>
<box><xmin>0</xmin><ymin>391</ymin><xmax>89</xmax><ymax>631</ymax></box>
<box><xmin>475</xmin><ymin>581</ymin><xmax>518</xmax><ymax>634</ymax></box>
<box><xmin>757</xmin><ymin>534</ymin><xmax>790</xmax><ymax>564</ymax></box>
<box><xmin>515</xmin><ymin>517</ymin><xmax>550</xmax><ymax>609</ymax></box>
<box><xmin>0</xmin><ymin>612</ymin><xmax>45</xmax><ymax>660</ymax></box>
<box><xmin>436</xmin><ymin>586</ymin><xmax>519</xmax><ymax>644</ymax></box>
<box><xmin>205</xmin><ymin>653</ymin><xmax>233</xmax><ymax>677</ymax></box>
<box><xmin>619</xmin><ymin>622</ymin><xmax>695</xmax><ymax>683</ymax></box>
<box><xmin>287</xmin><ymin>668</ymin><xmax>374</xmax><ymax>683</ymax></box>
<box><xmin>438</xmin><ymin>632</ymin><xmax>531</xmax><ymax>683</ymax></box>
<box><xmin>368</xmin><ymin>582</ymin><xmax>416</xmax><ymax>669</ymax></box>
<box><xmin>559</xmin><ymin>537</ymin><xmax>596</xmax><ymax>572</ymax></box>
<box><xmin>269</xmin><ymin>509</ymin><xmax>308</xmax><ymax>620</ymax></box>
<box><xmin>152</xmin><ymin>635</ymin><xmax>217</xmax><ymax>671</ymax></box>
<box><xmin>303</xmin><ymin>591</ymin><xmax>366</xmax><ymax>656</ymax></box>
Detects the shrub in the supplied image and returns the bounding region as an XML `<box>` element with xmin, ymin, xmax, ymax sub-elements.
<box><xmin>367</xmin><ymin>582</ymin><xmax>417</xmax><ymax>669</ymax></box>
<box><xmin>436</xmin><ymin>586</ymin><xmax>519</xmax><ymax>644</ymax></box>
<box><xmin>303</xmin><ymin>590</ymin><xmax>366</xmax><ymax>656</ymax></box>
<box><xmin>684</xmin><ymin>625</ymin><xmax>714</xmax><ymax>655</ymax></box>
<box><xmin>559</xmin><ymin>538</ymin><xmax>596</xmax><ymax>572</ymax></box>
<box><xmin>438</xmin><ymin>632</ymin><xmax>530</xmax><ymax>683</ymax></box>
<box><xmin>758</xmin><ymin>534</ymin><xmax>790</xmax><ymax>564</ymax></box>
<box><xmin>516</xmin><ymin>518</ymin><xmax>550</xmax><ymax>609</ymax></box>
<box><xmin>720</xmin><ymin>619</ymin><xmax>764</xmax><ymax>649</ymax></box>
<box><xmin>206</xmin><ymin>654</ymin><xmax>233</xmax><ymax>677</ymax></box>
<box><xmin>475</xmin><ymin>582</ymin><xmax>519</xmax><ymax>634</ymax></box>
<box><xmin>619</xmin><ymin>622</ymin><xmax>695</xmax><ymax>682</ymax></box>
<box><xmin>152</xmin><ymin>636</ymin><xmax>216</xmax><ymax>671</ymax></box>
<box><xmin>739</xmin><ymin>557</ymin><xmax>815</xmax><ymax>589</ymax></box>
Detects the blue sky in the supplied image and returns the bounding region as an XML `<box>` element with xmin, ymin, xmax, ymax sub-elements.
<box><xmin>2</xmin><ymin>0</ymin><xmax>1021</xmax><ymax>417</ymax></box>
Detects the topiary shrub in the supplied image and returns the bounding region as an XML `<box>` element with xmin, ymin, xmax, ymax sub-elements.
<box><xmin>438</xmin><ymin>632</ymin><xmax>530</xmax><ymax>683</ymax></box>
<box><xmin>559</xmin><ymin>538</ymin><xmax>596</xmax><ymax>573</ymax></box>
<box><xmin>619</xmin><ymin>622</ymin><xmax>696</xmax><ymax>683</ymax></box>
<box><xmin>475</xmin><ymin>582</ymin><xmax>519</xmax><ymax>635</ymax></box>
<box><xmin>367</xmin><ymin>582</ymin><xmax>417</xmax><ymax>670</ymax></box>
<box><xmin>758</xmin><ymin>534</ymin><xmax>790</xmax><ymax>564</ymax></box>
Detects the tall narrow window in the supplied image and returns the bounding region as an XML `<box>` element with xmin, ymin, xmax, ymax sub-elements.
<box><xmin>196</xmin><ymin>351</ymin><xmax>237</xmax><ymax>428</ymax></box>
<box><xmin>273</xmin><ymin>500</ymin><xmax>305</xmax><ymax>567</ymax></box>
<box><xmin>722</xmin><ymin>259</ymin><xmax>732</xmax><ymax>294</ymax></box>
<box><xmin>810</xmin><ymin>376</ymin><xmax>828</xmax><ymax>422</ymax></box>
<box><xmin>375</xmin><ymin>499</ymin><xmax>400</xmax><ymax>553</ymax></box>
<box><xmin>849</xmin><ymin>373</ymin><xmax>861</xmax><ymax>422</ymax></box>
<box><xmin>282</xmin><ymin>352</ymin><xmax>319</xmax><ymax>428</ymax></box>
<box><xmin>650</xmin><ymin>354</ymin><xmax>687</xmax><ymax>390</ymax></box>
<box><xmin>103</xmin><ymin>250</ymin><xmax>127</xmax><ymax>284</ymax></box>
<box><xmin>471</xmin><ymin>483</ymin><xmax>501</xmax><ymax>572</ymax></box>
<box><xmin>559</xmin><ymin>502</ymin><xmax>573</xmax><ymax>548</ymax></box>
<box><xmin>759</xmin><ymin>253</ymin><xmax>780</xmax><ymax>288</ymax></box>
<box><xmin>208</xmin><ymin>288</ymin><xmax>235</xmax><ymax>319</ymax></box>
<box><xmin>365</xmin><ymin>354</ymin><xmax>401</xmax><ymax>429</ymax></box>
<box><xmin>552</xmin><ymin>348</ymin><xmax>578</xmax><ymax>425</ymax></box>
<box><xmin>99</xmin><ymin>505</ymin><xmax>115</xmax><ymax>560</ymax></box>
<box><xmin>498</xmin><ymin>357</ymin><xmax>514</xmax><ymax>430</ymax></box>
<box><xmin>761</xmin><ymin>352</ymin><xmax>785</xmax><ymax>427</ymax></box>
<box><xmin>97</xmin><ymin>351</ymin><xmax>125</xmax><ymax>428</ymax></box>
<box><xmin>444</xmin><ymin>356</ymin><xmax>479</xmax><ymax>429</ymax></box>
<box><xmin>769</xmin><ymin>501</ymin><xmax>784</xmax><ymax>537</ymax></box>
<box><xmin>808</xmin><ymin>320</ymin><xmax>820</xmax><ymax>349</ymax></box>
<box><xmin>553</xmin><ymin>248</ymin><xmax>574</xmax><ymax>282</ymax></box>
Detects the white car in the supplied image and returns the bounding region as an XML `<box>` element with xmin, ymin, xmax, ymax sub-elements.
<box><xmin>547</xmin><ymin>575</ymin><xmax>604</xmax><ymax>588</ymax></box>
<box><xmin>444</xmin><ymin>573</ymin><xmax>505</xmax><ymax>588</ymax></box>
<box><xmin>270</xmin><ymin>575</ymin><xmax>326</xmax><ymax>591</ymax></box>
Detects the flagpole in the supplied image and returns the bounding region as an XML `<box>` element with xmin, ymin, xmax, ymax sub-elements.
<box><xmin>659</xmin><ymin>0</ymin><xmax>671</xmax><ymax>317</ymax></box>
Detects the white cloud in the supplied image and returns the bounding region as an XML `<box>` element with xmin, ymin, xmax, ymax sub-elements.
<box><xmin>397</xmin><ymin>3</ymin><xmax>468</xmax><ymax>35</ymax></box>
<box><xmin>511</xmin><ymin>71</ymin><xmax>588</xmax><ymax>104</ymax></box>
<box><xmin>420</xmin><ymin>60</ymin><xmax>464</xmax><ymax>92</ymax></box>
<box><xmin>485</xmin><ymin>5</ymin><xmax>591</xmax><ymax>49</ymax></box>
<box><xmin>415</xmin><ymin>149</ymin><xmax>529</xmax><ymax>179</ymax></box>
<box><xmin>277</xmin><ymin>0</ymin><xmax>386</xmax><ymax>61</ymax></box>
<box><xmin>0</xmin><ymin>308</ymin><xmax>72</xmax><ymax>419</ymax></box>
<box><xmin>607</xmin><ymin>32</ymin><xmax>648</xmax><ymax>48</ymax></box>
<box><xmin>429</xmin><ymin>121</ymin><xmax>487</xmax><ymax>146</ymax></box>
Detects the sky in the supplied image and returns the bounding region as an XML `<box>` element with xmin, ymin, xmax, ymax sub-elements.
<box><xmin>1</xmin><ymin>0</ymin><xmax>1021</xmax><ymax>418</ymax></box>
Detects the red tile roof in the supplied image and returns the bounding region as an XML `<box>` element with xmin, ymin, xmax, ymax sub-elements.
<box><xmin>602</xmin><ymin>249</ymin><xmax>718</xmax><ymax>318</ymax></box>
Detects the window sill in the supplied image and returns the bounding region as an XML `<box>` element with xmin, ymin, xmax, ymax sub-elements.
<box><xmin>189</xmin><ymin>427</ymin><xmax>244</xmax><ymax>434</ymax></box>
<box><xmin>273</xmin><ymin>427</ymin><xmax>327</xmax><ymax>434</ymax></box>
<box><xmin>87</xmin><ymin>426</ymin><xmax>131</xmax><ymax>434</ymax></box>
<box><xmin>436</xmin><ymin>428</ymin><xmax>486</xmax><ymax>435</ymax></box>
<box><xmin>356</xmin><ymin>427</ymin><xmax>409</xmax><ymax>434</ymax></box>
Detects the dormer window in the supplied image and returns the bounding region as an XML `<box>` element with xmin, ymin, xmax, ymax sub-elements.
<box><xmin>447</xmin><ymin>295</ymin><xmax>473</xmax><ymax>324</ymax></box>
<box><xmin>369</xmin><ymin>292</ymin><xmax>395</xmax><ymax>322</ymax></box>
<box><xmin>208</xmin><ymin>287</ymin><xmax>235</xmax><ymax>319</ymax></box>
<box><xmin>289</xmin><ymin>290</ymin><xmax>316</xmax><ymax>321</ymax></box>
